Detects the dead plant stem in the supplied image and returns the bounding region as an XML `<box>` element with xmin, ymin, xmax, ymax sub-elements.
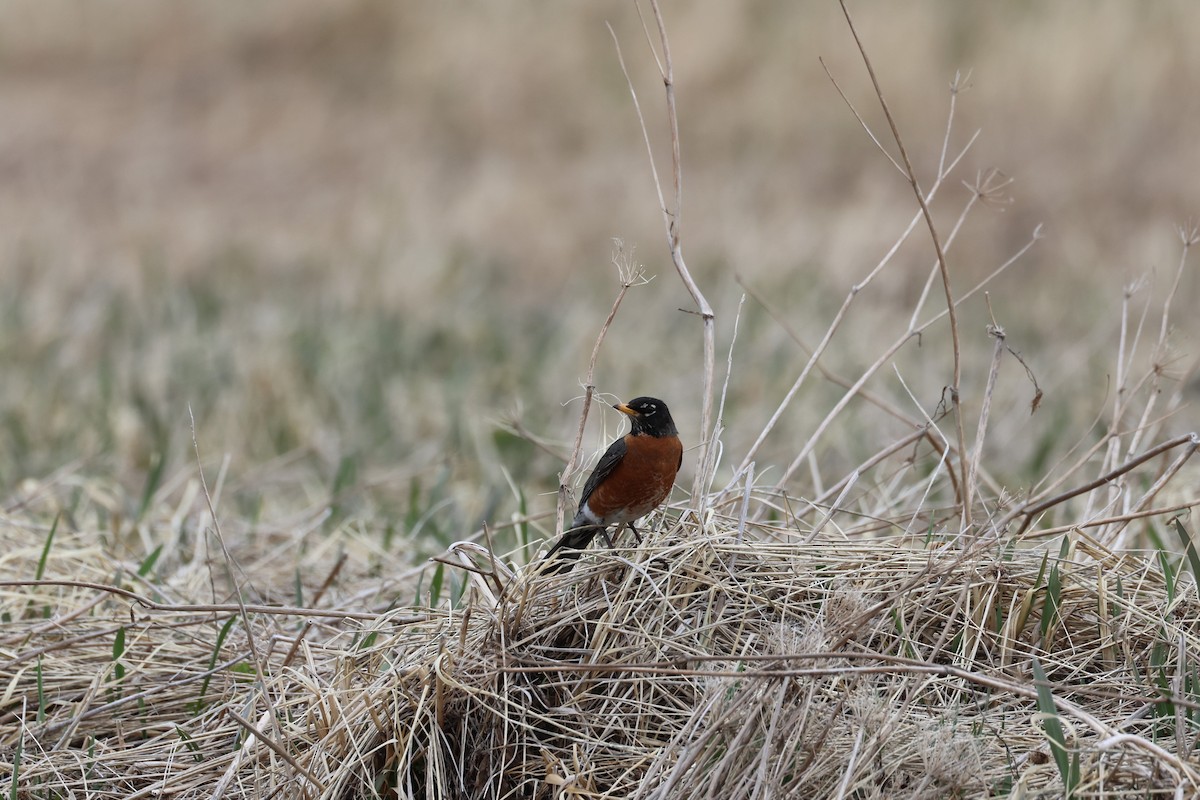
<box><xmin>839</xmin><ymin>0</ymin><xmax>969</xmax><ymax>530</ymax></box>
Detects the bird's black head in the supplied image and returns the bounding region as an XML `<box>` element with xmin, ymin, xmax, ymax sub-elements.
<box><xmin>614</xmin><ymin>396</ymin><xmax>678</xmax><ymax>437</ymax></box>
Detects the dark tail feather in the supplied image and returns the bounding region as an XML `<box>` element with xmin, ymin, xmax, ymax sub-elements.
<box><xmin>540</xmin><ymin>525</ymin><xmax>604</xmax><ymax>574</ymax></box>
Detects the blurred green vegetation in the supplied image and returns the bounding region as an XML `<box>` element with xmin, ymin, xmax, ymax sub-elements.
<box><xmin>0</xmin><ymin>0</ymin><xmax>1196</xmax><ymax>568</ymax></box>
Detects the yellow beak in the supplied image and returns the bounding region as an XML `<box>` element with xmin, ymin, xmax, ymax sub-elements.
<box><xmin>614</xmin><ymin>402</ymin><xmax>637</xmax><ymax>416</ymax></box>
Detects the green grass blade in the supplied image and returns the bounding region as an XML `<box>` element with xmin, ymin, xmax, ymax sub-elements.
<box><xmin>413</xmin><ymin>569</ymin><xmax>425</xmax><ymax>607</ymax></box>
<box><xmin>22</xmin><ymin>514</ymin><xmax>62</xmax><ymax>620</ymax></box>
<box><xmin>138</xmin><ymin>543</ymin><xmax>163</xmax><ymax>577</ymax></box>
<box><xmin>326</xmin><ymin>452</ymin><xmax>359</xmax><ymax>531</ymax></box>
<box><xmin>35</xmin><ymin>513</ymin><xmax>59</xmax><ymax>580</ymax></box>
<box><xmin>517</xmin><ymin>485</ymin><xmax>529</xmax><ymax>554</ymax></box>
<box><xmin>1032</xmin><ymin>658</ymin><xmax>1077</xmax><ymax>796</ymax></box>
<box><xmin>429</xmin><ymin>562</ymin><xmax>445</xmax><ymax>607</ymax></box>
<box><xmin>1040</xmin><ymin>561</ymin><xmax>1062</xmax><ymax>638</ymax></box>
<box><xmin>1149</xmin><ymin>640</ymin><xmax>1172</xmax><ymax>712</ymax></box>
<box><xmin>1158</xmin><ymin>550</ymin><xmax>1177</xmax><ymax>604</ymax></box>
<box><xmin>84</xmin><ymin>736</ymin><xmax>95</xmax><ymax>780</ymax></box>
<box><xmin>110</xmin><ymin>626</ymin><xmax>127</xmax><ymax>703</ymax></box>
<box><xmin>36</xmin><ymin>656</ymin><xmax>45</xmax><ymax>724</ymax></box>
<box><xmin>175</xmin><ymin>726</ymin><xmax>204</xmax><ymax>763</ymax></box>
<box><xmin>1033</xmin><ymin>550</ymin><xmax>1049</xmax><ymax>589</ymax></box>
<box><xmin>194</xmin><ymin>615</ymin><xmax>239</xmax><ymax>712</ymax></box>
<box><xmin>405</xmin><ymin>477</ymin><xmax>421</xmax><ymax>532</ymax></box>
<box><xmin>136</xmin><ymin>447</ymin><xmax>169</xmax><ymax>522</ymax></box>
<box><xmin>1171</xmin><ymin>517</ymin><xmax>1200</xmax><ymax>593</ymax></box>
<box><xmin>8</xmin><ymin>735</ymin><xmax>20</xmax><ymax>800</ymax></box>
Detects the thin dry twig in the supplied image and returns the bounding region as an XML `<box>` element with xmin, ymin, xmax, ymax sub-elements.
<box><xmin>0</xmin><ymin>579</ymin><xmax>420</xmax><ymax>625</ymax></box>
<box><xmin>611</xmin><ymin>3</ymin><xmax>717</xmax><ymax>506</ymax></box>
<box><xmin>188</xmin><ymin>406</ymin><xmax>292</xmax><ymax>799</ymax></box>
<box><xmin>965</xmin><ymin>319</ymin><xmax>1007</xmax><ymax>524</ymax></box>
<box><xmin>556</xmin><ymin>241</ymin><xmax>647</xmax><ymax>537</ymax></box>
<box><xmin>1004</xmin><ymin>432</ymin><xmax>1199</xmax><ymax>536</ymax></box>
<box><xmin>227</xmin><ymin>709</ymin><xmax>327</xmax><ymax>793</ymax></box>
<box><xmin>838</xmin><ymin>0</ymin><xmax>970</xmax><ymax>531</ymax></box>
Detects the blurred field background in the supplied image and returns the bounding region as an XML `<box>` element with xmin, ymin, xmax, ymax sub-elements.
<box><xmin>2</xmin><ymin>0</ymin><xmax>1198</xmax><ymax>563</ymax></box>
<box><xmin>5</xmin><ymin>2</ymin><xmax>1200</xmax><ymax>796</ymax></box>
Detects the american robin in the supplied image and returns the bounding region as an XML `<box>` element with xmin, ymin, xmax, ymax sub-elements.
<box><xmin>542</xmin><ymin>397</ymin><xmax>682</xmax><ymax>573</ymax></box>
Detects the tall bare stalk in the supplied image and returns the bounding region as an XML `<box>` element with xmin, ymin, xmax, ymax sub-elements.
<box><xmin>611</xmin><ymin>2</ymin><xmax>717</xmax><ymax>507</ymax></box>
<box><xmin>839</xmin><ymin>0</ymin><xmax>970</xmax><ymax>530</ymax></box>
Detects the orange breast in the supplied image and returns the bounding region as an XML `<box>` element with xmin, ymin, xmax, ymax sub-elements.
<box><xmin>586</xmin><ymin>434</ymin><xmax>682</xmax><ymax>524</ymax></box>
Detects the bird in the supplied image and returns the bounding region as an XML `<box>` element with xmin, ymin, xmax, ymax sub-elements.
<box><xmin>542</xmin><ymin>396</ymin><xmax>682</xmax><ymax>573</ymax></box>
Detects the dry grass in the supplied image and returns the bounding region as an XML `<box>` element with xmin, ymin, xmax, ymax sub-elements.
<box><xmin>3</xmin><ymin>481</ymin><xmax>1199</xmax><ymax>798</ymax></box>
<box><xmin>3</xmin><ymin>2</ymin><xmax>1200</xmax><ymax>798</ymax></box>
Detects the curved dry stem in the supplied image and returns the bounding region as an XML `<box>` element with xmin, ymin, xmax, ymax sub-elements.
<box><xmin>612</xmin><ymin>4</ymin><xmax>717</xmax><ymax>508</ymax></box>
<box><xmin>838</xmin><ymin>0</ymin><xmax>968</xmax><ymax>529</ymax></box>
